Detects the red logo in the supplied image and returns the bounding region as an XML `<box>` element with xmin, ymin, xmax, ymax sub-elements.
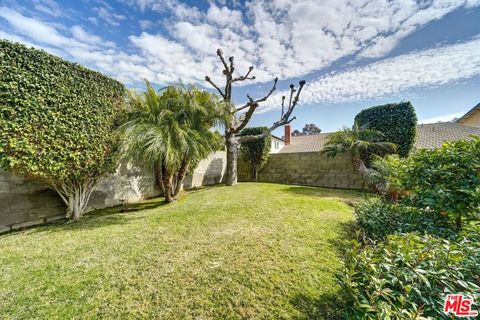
<box><xmin>444</xmin><ymin>294</ymin><xmax>478</xmax><ymax>317</ymax></box>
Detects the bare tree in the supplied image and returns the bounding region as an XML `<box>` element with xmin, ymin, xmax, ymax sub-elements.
<box><xmin>205</xmin><ymin>49</ymin><xmax>306</xmax><ymax>186</ymax></box>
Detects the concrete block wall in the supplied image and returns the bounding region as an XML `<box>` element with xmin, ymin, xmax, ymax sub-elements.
<box><xmin>238</xmin><ymin>152</ymin><xmax>365</xmax><ymax>189</ymax></box>
<box><xmin>0</xmin><ymin>171</ymin><xmax>65</xmax><ymax>233</ymax></box>
<box><xmin>0</xmin><ymin>151</ymin><xmax>226</xmax><ymax>232</ymax></box>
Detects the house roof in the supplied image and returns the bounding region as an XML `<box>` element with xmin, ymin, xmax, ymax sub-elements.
<box><xmin>279</xmin><ymin>122</ymin><xmax>480</xmax><ymax>153</ymax></box>
<box><xmin>278</xmin><ymin>133</ymin><xmax>330</xmax><ymax>153</ymax></box>
<box><xmin>415</xmin><ymin>122</ymin><xmax>480</xmax><ymax>149</ymax></box>
<box><xmin>457</xmin><ymin>102</ymin><xmax>480</xmax><ymax>123</ymax></box>
<box><xmin>271</xmin><ymin>134</ymin><xmax>285</xmax><ymax>142</ymax></box>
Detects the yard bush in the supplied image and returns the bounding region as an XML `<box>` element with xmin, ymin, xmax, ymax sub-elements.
<box><xmin>0</xmin><ymin>40</ymin><xmax>126</xmax><ymax>219</ymax></box>
<box><xmin>240</xmin><ymin>127</ymin><xmax>271</xmax><ymax>180</ymax></box>
<box><xmin>380</xmin><ymin>138</ymin><xmax>480</xmax><ymax>230</ymax></box>
<box><xmin>355</xmin><ymin>102</ymin><xmax>417</xmax><ymax>157</ymax></box>
<box><xmin>354</xmin><ymin>198</ymin><xmax>454</xmax><ymax>242</ymax></box>
<box><xmin>338</xmin><ymin>233</ymin><xmax>480</xmax><ymax>319</ymax></box>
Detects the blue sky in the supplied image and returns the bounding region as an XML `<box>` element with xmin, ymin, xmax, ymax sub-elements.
<box><xmin>1</xmin><ymin>0</ymin><xmax>480</xmax><ymax>135</ymax></box>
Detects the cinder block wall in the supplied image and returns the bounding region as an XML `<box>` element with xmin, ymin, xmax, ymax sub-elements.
<box><xmin>0</xmin><ymin>171</ymin><xmax>65</xmax><ymax>233</ymax></box>
<box><xmin>0</xmin><ymin>151</ymin><xmax>226</xmax><ymax>232</ymax></box>
<box><xmin>238</xmin><ymin>152</ymin><xmax>365</xmax><ymax>189</ymax></box>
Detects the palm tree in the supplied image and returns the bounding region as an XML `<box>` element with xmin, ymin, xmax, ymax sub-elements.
<box><xmin>321</xmin><ymin>126</ymin><xmax>396</xmax><ymax>177</ymax></box>
<box><xmin>122</xmin><ymin>82</ymin><xmax>222</xmax><ymax>203</ymax></box>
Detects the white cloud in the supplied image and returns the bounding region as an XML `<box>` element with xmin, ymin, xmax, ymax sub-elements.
<box><xmin>261</xmin><ymin>38</ymin><xmax>480</xmax><ymax>112</ymax></box>
<box><xmin>130</xmin><ymin>0</ymin><xmax>478</xmax><ymax>81</ymax></box>
<box><xmin>33</xmin><ymin>0</ymin><xmax>63</xmax><ymax>17</ymax></box>
<box><xmin>1</xmin><ymin>0</ymin><xmax>480</xmax><ymax>98</ymax></box>
<box><xmin>93</xmin><ymin>6</ymin><xmax>126</xmax><ymax>27</ymax></box>
<box><xmin>70</xmin><ymin>25</ymin><xmax>115</xmax><ymax>48</ymax></box>
<box><xmin>139</xmin><ymin>19</ymin><xmax>154</xmax><ymax>30</ymax></box>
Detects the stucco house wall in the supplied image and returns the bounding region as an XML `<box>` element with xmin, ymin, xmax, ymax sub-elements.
<box><xmin>270</xmin><ymin>136</ymin><xmax>285</xmax><ymax>154</ymax></box>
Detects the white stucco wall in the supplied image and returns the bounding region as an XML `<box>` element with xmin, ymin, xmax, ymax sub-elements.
<box><xmin>270</xmin><ymin>136</ymin><xmax>285</xmax><ymax>154</ymax></box>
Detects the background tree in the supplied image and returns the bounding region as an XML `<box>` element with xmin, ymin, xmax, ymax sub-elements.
<box><xmin>0</xmin><ymin>40</ymin><xmax>125</xmax><ymax>220</ymax></box>
<box><xmin>292</xmin><ymin>123</ymin><xmax>321</xmax><ymax>136</ymax></box>
<box><xmin>123</xmin><ymin>82</ymin><xmax>222</xmax><ymax>203</ymax></box>
<box><xmin>205</xmin><ymin>49</ymin><xmax>306</xmax><ymax>186</ymax></box>
<box><xmin>240</xmin><ymin>127</ymin><xmax>271</xmax><ymax>181</ymax></box>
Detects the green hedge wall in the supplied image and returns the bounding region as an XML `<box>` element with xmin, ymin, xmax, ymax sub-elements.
<box><xmin>240</xmin><ymin>127</ymin><xmax>271</xmax><ymax>180</ymax></box>
<box><xmin>354</xmin><ymin>102</ymin><xmax>417</xmax><ymax>157</ymax></box>
<box><xmin>0</xmin><ymin>40</ymin><xmax>126</xmax><ymax>184</ymax></box>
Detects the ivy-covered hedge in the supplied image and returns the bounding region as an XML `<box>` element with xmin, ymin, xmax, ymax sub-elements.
<box><xmin>355</xmin><ymin>102</ymin><xmax>417</xmax><ymax>157</ymax></box>
<box><xmin>240</xmin><ymin>127</ymin><xmax>271</xmax><ymax>180</ymax></box>
<box><xmin>0</xmin><ymin>40</ymin><xmax>126</xmax><ymax>218</ymax></box>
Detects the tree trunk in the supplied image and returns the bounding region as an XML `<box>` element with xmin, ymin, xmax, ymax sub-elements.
<box><xmin>155</xmin><ymin>167</ymin><xmax>165</xmax><ymax>195</ymax></box>
<box><xmin>253</xmin><ymin>165</ymin><xmax>258</xmax><ymax>181</ymax></box>
<box><xmin>225</xmin><ymin>132</ymin><xmax>238</xmax><ymax>186</ymax></box>
<box><xmin>174</xmin><ymin>157</ymin><xmax>189</xmax><ymax>197</ymax></box>
<box><xmin>161</xmin><ymin>163</ymin><xmax>174</xmax><ymax>203</ymax></box>
<box><xmin>352</xmin><ymin>157</ymin><xmax>369</xmax><ymax>176</ymax></box>
<box><xmin>54</xmin><ymin>180</ymin><xmax>95</xmax><ymax>221</ymax></box>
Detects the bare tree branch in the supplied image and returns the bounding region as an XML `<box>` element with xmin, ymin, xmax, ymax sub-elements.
<box><xmin>217</xmin><ymin>49</ymin><xmax>230</xmax><ymax>75</ymax></box>
<box><xmin>228</xmin><ymin>56</ymin><xmax>235</xmax><ymax>74</ymax></box>
<box><xmin>238</xmin><ymin>80</ymin><xmax>306</xmax><ymax>143</ymax></box>
<box><xmin>235</xmin><ymin>77</ymin><xmax>278</xmax><ymax>113</ymax></box>
<box><xmin>205</xmin><ymin>76</ymin><xmax>225</xmax><ymax>99</ymax></box>
<box><xmin>233</xmin><ymin>66</ymin><xmax>255</xmax><ymax>82</ymax></box>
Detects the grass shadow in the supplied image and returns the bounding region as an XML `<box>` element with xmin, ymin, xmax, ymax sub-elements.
<box><xmin>19</xmin><ymin>196</ymin><xmax>169</xmax><ymax>235</ymax></box>
<box><xmin>183</xmin><ymin>183</ymin><xmax>225</xmax><ymax>195</ymax></box>
<box><xmin>325</xmin><ymin>221</ymin><xmax>356</xmax><ymax>260</ymax></box>
<box><xmin>291</xmin><ymin>292</ymin><xmax>345</xmax><ymax>320</ymax></box>
<box><xmin>280</xmin><ymin>185</ymin><xmax>366</xmax><ymax>202</ymax></box>
<box><xmin>291</xmin><ymin>223</ymin><xmax>355</xmax><ymax>319</ymax></box>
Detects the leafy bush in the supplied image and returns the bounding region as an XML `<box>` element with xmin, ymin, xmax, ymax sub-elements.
<box><xmin>240</xmin><ymin>127</ymin><xmax>271</xmax><ymax>180</ymax></box>
<box><xmin>355</xmin><ymin>102</ymin><xmax>417</xmax><ymax>157</ymax></box>
<box><xmin>338</xmin><ymin>233</ymin><xmax>480</xmax><ymax>319</ymax></box>
<box><xmin>380</xmin><ymin>138</ymin><xmax>480</xmax><ymax>230</ymax></box>
<box><xmin>354</xmin><ymin>198</ymin><xmax>454</xmax><ymax>241</ymax></box>
<box><xmin>0</xmin><ymin>40</ymin><xmax>126</xmax><ymax>219</ymax></box>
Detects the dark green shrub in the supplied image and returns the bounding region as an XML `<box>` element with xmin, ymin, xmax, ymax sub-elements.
<box><xmin>354</xmin><ymin>198</ymin><xmax>454</xmax><ymax>241</ymax></box>
<box><xmin>0</xmin><ymin>40</ymin><xmax>126</xmax><ymax>219</ymax></box>
<box><xmin>240</xmin><ymin>127</ymin><xmax>271</xmax><ymax>180</ymax></box>
<box><xmin>355</xmin><ymin>102</ymin><xmax>417</xmax><ymax>157</ymax></box>
<box><xmin>381</xmin><ymin>138</ymin><xmax>480</xmax><ymax>230</ymax></box>
<box><xmin>338</xmin><ymin>233</ymin><xmax>480</xmax><ymax>319</ymax></box>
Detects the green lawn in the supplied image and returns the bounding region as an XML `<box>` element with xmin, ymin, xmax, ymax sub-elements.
<box><xmin>0</xmin><ymin>183</ymin><xmax>361</xmax><ymax>319</ymax></box>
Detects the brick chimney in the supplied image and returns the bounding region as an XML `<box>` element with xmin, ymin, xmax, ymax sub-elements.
<box><xmin>284</xmin><ymin>125</ymin><xmax>292</xmax><ymax>145</ymax></box>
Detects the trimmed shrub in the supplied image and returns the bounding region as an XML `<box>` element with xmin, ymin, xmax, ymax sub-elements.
<box><xmin>355</xmin><ymin>102</ymin><xmax>417</xmax><ymax>157</ymax></box>
<box><xmin>240</xmin><ymin>127</ymin><xmax>271</xmax><ymax>180</ymax></box>
<box><xmin>338</xmin><ymin>233</ymin><xmax>480</xmax><ymax>319</ymax></box>
<box><xmin>354</xmin><ymin>198</ymin><xmax>454</xmax><ymax>241</ymax></box>
<box><xmin>0</xmin><ymin>40</ymin><xmax>126</xmax><ymax>219</ymax></box>
<box><xmin>380</xmin><ymin>138</ymin><xmax>480</xmax><ymax>230</ymax></box>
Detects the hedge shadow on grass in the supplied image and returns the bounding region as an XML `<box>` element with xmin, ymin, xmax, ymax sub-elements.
<box><xmin>280</xmin><ymin>185</ymin><xmax>364</xmax><ymax>201</ymax></box>
<box><xmin>291</xmin><ymin>291</ymin><xmax>344</xmax><ymax>320</ymax></box>
<box><xmin>15</xmin><ymin>197</ymin><xmax>168</xmax><ymax>235</ymax></box>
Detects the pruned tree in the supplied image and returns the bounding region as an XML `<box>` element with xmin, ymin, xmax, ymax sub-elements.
<box><xmin>205</xmin><ymin>49</ymin><xmax>306</xmax><ymax>186</ymax></box>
